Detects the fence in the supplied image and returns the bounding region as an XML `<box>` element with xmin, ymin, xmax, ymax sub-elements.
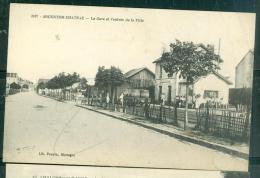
<box><xmin>42</xmin><ymin>91</ymin><xmax>250</xmax><ymax>141</ymax></box>
<box><xmin>80</xmin><ymin>97</ymin><xmax>178</xmax><ymax>124</ymax></box>
<box><xmin>83</xmin><ymin>97</ymin><xmax>250</xmax><ymax>141</ymax></box>
<box><xmin>81</xmin><ymin>98</ymin><xmax>201</xmax><ymax>125</ymax></box>
<box><xmin>196</xmin><ymin>107</ymin><xmax>250</xmax><ymax>140</ymax></box>
<box><xmin>124</xmin><ymin>104</ymin><xmax>177</xmax><ymax>123</ymax></box>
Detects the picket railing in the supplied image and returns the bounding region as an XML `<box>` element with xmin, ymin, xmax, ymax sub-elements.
<box><xmin>196</xmin><ymin>107</ymin><xmax>250</xmax><ymax>141</ymax></box>
<box><xmin>41</xmin><ymin>91</ymin><xmax>250</xmax><ymax>141</ymax></box>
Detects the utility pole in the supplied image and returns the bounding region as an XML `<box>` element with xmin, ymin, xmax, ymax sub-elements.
<box><xmin>216</xmin><ymin>38</ymin><xmax>221</xmax><ymax>72</ymax></box>
<box><xmin>218</xmin><ymin>38</ymin><xmax>221</xmax><ymax>66</ymax></box>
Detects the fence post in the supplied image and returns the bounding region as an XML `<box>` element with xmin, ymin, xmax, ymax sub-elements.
<box><xmin>227</xmin><ymin>111</ymin><xmax>232</xmax><ymax>137</ymax></box>
<box><xmin>144</xmin><ymin>100</ymin><xmax>149</xmax><ymax>120</ymax></box>
<box><xmin>174</xmin><ymin>103</ymin><xmax>178</xmax><ymax>126</ymax></box>
<box><xmin>159</xmin><ymin>103</ymin><xmax>163</xmax><ymax>123</ymax></box>
<box><xmin>196</xmin><ymin>108</ymin><xmax>199</xmax><ymax>130</ymax></box>
<box><xmin>242</xmin><ymin>107</ymin><xmax>250</xmax><ymax>139</ymax></box>
<box><xmin>205</xmin><ymin>102</ymin><xmax>209</xmax><ymax>133</ymax></box>
<box><xmin>132</xmin><ymin>98</ymin><xmax>135</xmax><ymax>115</ymax></box>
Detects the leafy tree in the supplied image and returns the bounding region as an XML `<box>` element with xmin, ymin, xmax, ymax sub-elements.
<box><xmin>160</xmin><ymin>40</ymin><xmax>222</xmax><ymax>130</ymax></box>
<box><xmin>95</xmin><ymin>66</ymin><xmax>125</xmax><ymax>103</ymax></box>
<box><xmin>10</xmin><ymin>82</ymin><xmax>21</xmax><ymax>89</ymax></box>
<box><xmin>95</xmin><ymin>66</ymin><xmax>106</xmax><ymax>89</ymax></box>
<box><xmin>46</xmin><ymin>72</ymin><xmax>81</xmax><ymax>89</ymax></box>
<box><xmin>36</xmin><ymin>82</ymin><xmax>47</xmax><ymax>93</ymax></box>
<box><xmin>66</xmin><ymin>72</ymin><xmax>81</xmax><ymax>87</ymax></box>
<box><xmin>22</xmin><ymin>84</ymin><xmax>29</xmax><ymax>89</ymax></box>
<box><xmin>37</xmin><ymin>82</ymin><xmax>46</xmax><ymax>89</ymax></box>
<box><xmin>79</xmin><ymin>77</ymin><xmax>88</xmax><ymax>89</ymax></box>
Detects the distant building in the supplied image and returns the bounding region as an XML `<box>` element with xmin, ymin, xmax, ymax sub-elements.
<box><xmin>153</xmin><ymin>58</ymin><xmax>233</xmax><ymax>107</ymax></box>
<box><xmin>116</xmin><ymin>67</ymin><xmax>155</xmax><ymax>99</ymax></box>
<box><xmin>124</xmin><ymin>67</ymin><xmax>155</xmax><ymax>88</ymax></box>
<box><xmin>18</xmin><ymin>77</ymin><xmax>34</xmax><ymax>89</ymax></box>
<box><xmin>6</xmin><ymin>72</ymin><xmax>34</xmax><ymax>94</ymax></box>
<box><xmin>235</xmin><ymin>50</ymin><xmax>254</xmax><ymax>88</ymax></box>
<box><xmin>6</xmin><ymin>73</ymin><xmax>19</xmax><ymax>88</ymax></box>
<box><xmin>37</xmin><ymin>78</ymin><xmax>50</xmax><ymax>85</ymax></box>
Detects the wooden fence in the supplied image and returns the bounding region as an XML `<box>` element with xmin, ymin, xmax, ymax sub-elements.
<box><xmin>46</xmin><ymin>92</ymin><xmax>250</xmax><ymax>141</ymax></box>
<box><xmin>196</xmin><ymin>107</ymin><xmax>250</xmax><ymax>140</ymax></box>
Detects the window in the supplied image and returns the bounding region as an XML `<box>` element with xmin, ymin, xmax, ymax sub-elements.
<box><xmin>178</xmin><ymin>82</ymin><xmax>186</xmax><ymax>96</ymax></box>
<box><xmin>203</xmin><ymin>90</ymin><xmax>219</xmax><ymax>99</ymax></box>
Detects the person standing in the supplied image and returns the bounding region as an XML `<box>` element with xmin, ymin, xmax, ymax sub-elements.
<box><xmin>106</xmin><ymin>94</ymin><xmax>110</xmax><ymax>109</ymax></box>
<box><xmin>119</xmin><ymin>93</ymin><xmax>124</xmax><ymax>112</ymax></box>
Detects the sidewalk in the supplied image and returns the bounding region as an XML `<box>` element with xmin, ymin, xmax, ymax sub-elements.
<box><xmin>40</xmin><ymin>94</ymin><xmax>249</xmax><ymax>159</ymax></box>
<box><xmin>75</xmin><ymin>103</ymin><xmax>249</xmax><ymax>160</ymax></box>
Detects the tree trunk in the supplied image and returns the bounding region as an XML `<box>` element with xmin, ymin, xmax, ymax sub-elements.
<box><xmin>114</xmin><ymin>87</ymin><xmax>117</xmax><ymax>104</ymax></box>
<box><xmin>184</xmin><ymin>84</ymin><xmax>189</xmax><ymax>130</ymax></box>
<box><xmin>114</xmin><ymin>87</ymin><xmax>117</xmax><ymax>111</ymax></box>
<box><xmin>110</xmin><ymin>85</ymin><xmax>114</xmax><ymax>105</ymax></box>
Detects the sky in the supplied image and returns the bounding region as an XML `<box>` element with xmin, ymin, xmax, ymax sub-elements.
<box><xmin>7</xmin><ymin>4</ymin><xmax>256</xmax><ymax>85</ymax></box>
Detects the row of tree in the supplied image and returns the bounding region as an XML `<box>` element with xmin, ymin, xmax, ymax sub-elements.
<box><xmin>9</xmin><ymin>82</ymin><xmax>29</xmax><ymax>89</ymax></box>
<box><xmin>37</xmin><ymin>72</ymin><xmax>88</xmax><ymax>91</ymax></box>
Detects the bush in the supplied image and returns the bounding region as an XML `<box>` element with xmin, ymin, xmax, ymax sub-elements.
<box><xmin>10</xmin><ymin>82</ymin><xmax>21</xmax><ymax>89</ymax></box>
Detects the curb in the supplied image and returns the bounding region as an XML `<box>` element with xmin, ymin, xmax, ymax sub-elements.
<box><xmin>76</xmin><ymin>104</ymin><xmax>249</xmax><ymax>160</ymax></box>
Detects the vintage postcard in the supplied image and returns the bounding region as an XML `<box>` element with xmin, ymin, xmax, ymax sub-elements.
<box><xmin>5</xmin><ymin>164</ymin><xmax>249</xmax><ymax>178</ymax></box>
<box><xmin>4</xmin><ymin>3</ymin><xmax>255</xmax><ymax>171</ymax></box>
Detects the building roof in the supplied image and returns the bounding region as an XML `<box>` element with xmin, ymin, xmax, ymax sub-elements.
<box><xmin>189</xmin><ymin>71</ymin><xmax>233</xmax><ymax>85</ymax></box>
<box><xmin>153</xmin><ymin>57</ymin><xmax>161</xmax><ymax>63</ymax></box>
<box><xmin>212</xmin><ymin>71</ymin><xmax>233</xmax><ymax>85</ymax></box>
<box><xmin>235</xmin><ymin>49</ymin><xmax>254</xmax><ymax>69</ymax></box>
<box><xmin>124</xmin><ymin>67</ymin><xmax>155</xmax><ymax>79</ymax></box>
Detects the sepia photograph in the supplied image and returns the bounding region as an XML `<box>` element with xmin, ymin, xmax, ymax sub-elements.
<box><xmin>3</xmin><ymin>3</ymin><xmax>255</xmax><ymax>171</ymax></box>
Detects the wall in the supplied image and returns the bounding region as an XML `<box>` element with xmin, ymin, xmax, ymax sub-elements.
<box><xmin>193</xmin><ymin>73</ymin><xmax>231</xmax><ymax>107</ymax></box>
<box><xmin>6</xmin><ymin>77</ymin><xmax>18</xmax><ymax>87</ymax></box>
<box><xmin>154</xmin><ymin>63</ymin><xmax>177</xmax><ymax>102</ymax></box>
<box><xmin>130</xmin><ymin>69</ymin><xmax>154</xmax><ymax>81</ymax></box>
<box><xmin>235</xmin><ymin>51</ymin><xmax>254</xmax><ymax>88</ymax></box>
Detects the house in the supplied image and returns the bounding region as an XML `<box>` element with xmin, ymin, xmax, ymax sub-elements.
<box><xmin>192</xmin><ymin>71</ymin><xmax>233</xmax><ymax>107</ymax></box>
<box><xmin>153</xmin><ymin>58</ymin><xmax>178</xmax><ymax>104</ymax></box>
<box><xmin>235</xmin><ymin>50</ymin><xmax>254</xmax><ymax>88</ymax></box>
<box><xmin>6</xmin><ymin>73</ymin><xmax>19</xmax><ymax>88</ymax></box>
<box><xmin>229</xmin><ymin>50</ymin><xmax>254</xmax><ymax>107</ymax></box>
<box><xmin>116</xmin><ymin>67</ymin><xmax>155</xmax><ymax>99</ymax></box>
<box><xmin>153</xmin><ymin>58</ymin><xmax>233</xmax><ymax>107</ymax></box>
<box><xmin>18</xmin><ymin>78</ymin><xmax>34</xmax><ymax>90</ymax></box>
<box><xmin>6</xmin><ymin>73</ymin><xmax>19</xmax><ymax>94</ymax></box>
<box><xmin>6</xmin><ymin>73</ymin><xmax>34</xmax><ymax>94</ymax></box>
